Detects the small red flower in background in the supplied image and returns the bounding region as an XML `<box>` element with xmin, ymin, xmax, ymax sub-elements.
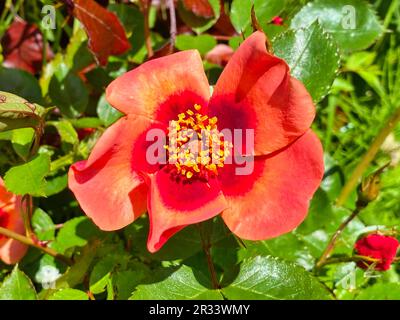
<box><xmin>68</xmin><ymin>31</ymin><xmax>324</xmax><ymax>253</ymax></box>
<box><xmin>354</xmin><ymin>233</ymin><xmax>399</xmax><ymax>271</ymax></box>
<box><xmin>0</xmin><ymin>178</ymin><xmax>28</xmax><ymax>264</ymax></box>
<box><xmin>271</xmin><ymin>16</ymin><xmax>284</xmax><ymax>26</ymax></box>
<box><xmin>205</xmin><ymin>44</ymin><xmax>234</xmax><ymax>67</ymax></box>
<box><xmin>77</xmin><ymin>128</ymin><xmax>96</xmax><ymax>141</ymax></box>
<box><xmin>1</xmin><ymin>17</ymin><xmax>53</xmax><ymax>74</ymax></box>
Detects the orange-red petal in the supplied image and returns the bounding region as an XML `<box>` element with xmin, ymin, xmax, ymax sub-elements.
<box><xmin>0</xmin><ymin>179</ymin><xmax>28</xmax><ymax>264</ymax></box>
<box><xmin>0</xmin><ymin>216</ymin><xmax>28</xmax><ymax>265</ymax></box>
<box><xmin>219</xmin><ymin>130</ymin><xmax>324</xmax><ymax>240</ymax></box>
<box><xmin>209</xmin><ymin>31</ymin><xmax>315</xmax><ymax>155</ymax></box>
<box><xmin>68</xmin><ymin>115</ymin><xmax>159</xmax><ymax>231</ymax></box>
<box><xmin>106</xmin><ymin>50</ymin><xmax>211</xmax><ymax>125</ymax></box>
<box><xmin>146</xmin><ymin>167</ymin><xmax>227</xmax><ymax>253</ymax></box>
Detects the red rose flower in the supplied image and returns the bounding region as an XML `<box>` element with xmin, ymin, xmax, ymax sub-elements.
<box><xmin>354</xmin><ymin>233</ymin><xmax>399</xmax><ymax>271</ymax></box>
<box><xmin>0</xmin><ymin>178</ymin><xmax>28</xmax><ymax>264</ymax></box>
<box><xmin>271</xmin><ymin>16</ymin><xmax>284</xmax><ymax>26</ymax></box>
<box><xmin>68</xmin><ymin>31</ymin><xmax>324</xmax><ymax>253</ymax></box>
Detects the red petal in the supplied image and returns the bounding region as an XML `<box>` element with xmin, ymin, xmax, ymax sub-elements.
<box><xmin>68</xmin><ymin>115</ymin><xmax>158</xmax><ymax>231</ymax></box>
<box><xmin>0</xmin><ymin>217</ymin><xmax>28</xmax><ymax>265</ymax></box>
<box><xmin>73</xmin><ymin>0</ymin><xmax>131</xmax><ymax>65</ymax></box>
<box><xmin>0</xmin><ymin>179</ymin><xmax>28</xmax><ymax>264</ymax></box>
<box><xmin>209</xmin><ymin>31</ymin><xmax>315</xmax><ymax>155</ymax></box>
<box><xmin>146</xmin><ymin>167</ymin><xmax>227</xmax><ymax>252</ymax></box>
<box><xmin>219</xmin><ymin>130</ymin><xmax>324</xmax><ymax>240</ymax></box>
<box><xmin>106</xmin><ymin>50</ymin><xmax>210</xmax><ymax>124</ymax></box>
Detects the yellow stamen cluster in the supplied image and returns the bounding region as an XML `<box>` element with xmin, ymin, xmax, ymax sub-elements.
<box><xmin>164</xmin><ymin>104</ymin><xmax>232</xmax><ymax>179</ymax></box>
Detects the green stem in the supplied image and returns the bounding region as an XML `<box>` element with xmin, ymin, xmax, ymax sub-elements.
<box><xmin>336</xmin><ymin>107</ymin><xmax>400</xmax><ymax>206</ymax></box>
<box><xmin>318</xmin><ymin>255</ymin><xmax>380</xmax><ymax>268</ymax></box>
<box><xmin>374</xmin><ymin>0</ymin><xmax>399</xmax><ymax>51</ymax></box>
<box><xmin>0</xmin><ymin>226</ymin><xmax>72</xmax><ymax>265</ymax></box>
<box><xmin>21</xmin><ymin>195</ymin><xmax>35</xmax><ymax>240</ymax></box>
<box><xmin>50</xmin><ymin>153</ymin><xmax>74</xmax><ymax>173</ymax></box>
<box><xmin>197</xmin><ymin>224</ymin><xmax>220</xmax><ymax>290</ymax></box>
<box><xmin>316</xmin><ymin>207</ymin><xmax>361</xmax><ymax>269</ymax></box>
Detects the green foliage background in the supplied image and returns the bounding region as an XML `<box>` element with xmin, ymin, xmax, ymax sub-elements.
<box><xmin>0</xmin><ymin>0</ymin><xmax>399</xmax><ymax>300</ymax></box>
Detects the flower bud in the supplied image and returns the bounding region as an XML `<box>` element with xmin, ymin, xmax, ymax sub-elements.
<box><xmin>271</xmin><ymin>16</ymin><xmax>284</xmax><ymax>26</ymax></box>
<box><xmin>354</xmin><ymin>233</ymin><xmax>399</xmax><ymax>271</ymax></box>
<box><xmin>357</xmin><ymin>163</ymin><xmax>389</xmax><ymax>207</ymax></box>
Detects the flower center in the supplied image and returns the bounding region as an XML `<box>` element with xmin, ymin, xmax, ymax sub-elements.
<box><xmin>164</xmin><ymin>104</ymin><xmax>232</xmax><ymax>179</ymax></box>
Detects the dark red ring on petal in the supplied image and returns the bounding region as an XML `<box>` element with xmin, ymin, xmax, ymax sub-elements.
<box><xmin>154</xmin><ymin>90</ymin><xmax>209</xmax><ymax>125</ymax></box>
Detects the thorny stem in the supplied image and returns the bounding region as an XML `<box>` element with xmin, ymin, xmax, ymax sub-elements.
<box><xmin>0</xmin><ymin>226</ymin><xmax>72</xmax><ymax>265</ymax></box>
<box><xmin>141</xmin><ymin>0</ymin><xmax>154</xmax><ymax>59</ymax></box>
<box><xmin>317</xmin><ymin>255</ymin><xmax>380</xmax><ymax>268</ymax></box>
<box><xmin>20</xmin><ymin>121</ymin><xmax>45</xmax><ymax>240</ymax></box>
<box><xmin>197</xmin><ymin>224</ymin><xmax>220</xmax><ymax>290</ymax></box>
<box><xmin>21</xmin><ymin>195</ymin><xmax>35</xmax><ymax>239</ymax></box>
<box><xmin>316</xmin><ymin>206</ymin><xmax>361</xmax><ymax>269</ymax></box>
<box><xmin>167</xmin><ymin>0</ymin><xmax>176</xmax><ymax>48</ymax></box>
<box><xmin>337</xmin><ymin>107</ymin><xmax>400</xmax><ymax>206</ymax></box>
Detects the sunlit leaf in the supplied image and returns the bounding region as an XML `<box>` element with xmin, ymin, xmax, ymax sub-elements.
<box><xmin>0</xmin><ymin>266</ymin><xmax>37</xmax><ymax>300</ymax></box>
<box><xmin>73</xmin><ymin>0</ymin><xmax>131</xmax><ymax>65</ymax></box>
<box><xmin>291</xmin><ymin>0</ymin><xmax>383</xmax><ymax>51</ymax></box>
<box><xmin>221</xmin><ymin>256</ymin><xmax>332</xmax><ymax>300</ymax></box>
<box><xmin>273</xmin><ymin>22</ymin><xmax>341</xmax><ymax>102</ymax></box>
<box><xmin>4</xmin><ymin>153</ymin><xmax>51</xmax><ymax>196</ymax></box>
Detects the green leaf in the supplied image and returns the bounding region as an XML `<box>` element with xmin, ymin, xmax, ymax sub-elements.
<box><xmin>0</xmin><ymin>91</ymin><xmax>46</xmax><ymax>132</ymax></box>
<box><xmin>55</xmin><ymin>242</ymin><xmax>98</xmax><ymax>289</ymax></box>
<box><xmin>356</xmin><ymin>283</ymin><xmax>400</xmax><ymax>300</ymax></box>
<box><xmin>230</xmin><ymin>0</ymin><xmax>284</xmax><ymax>33</ymax></box>
<box><xmin>32</xmin><ymin>208</ymin><xmax>56</xmax><ymax>241</ymax></box>
<box><xmin>230</xmin><ymin>0</ymin><xmax>252</xmax><ymax>33</ymax></box>
<box><xmin>0</xmin><ymin>68</ymin><xmax>43</xmax><ymax>103</ymax></box>
<box><xmin>108</xmin><ymin>3</ymin><xmax>143</xmax><ymax>36</ymax></box>
<box><xmin>12</xmin><ymin>128</ymin><xmax>35</xmax><ymax>160</ymax></box>
<box><xmin>344</xmin><ymin>52</ymin><xmax>386</xmax><ymax>98</ymax></box>
<box><xmin>131</xmin><ymin>265</ymin><xmax>223</xmax><ymax>300</ymax></box>
<box><xmin>96</xmin><ymin>94</ymin><xmax>123</xmax><ymax>127</ymax></box>
<box><xmin>70</xmin><ymin>117</ymin><xmax>103</xmax><ymax>129</ymax></box>
<box><xmin>273</xmin><ymin>21</ymin><xmax>341</xmax><ymax>102</ymax></box>
<box><xmin>108</xmin><ymin>3</ymin><xmax>148</xmax><ymax>64</ymax></box>
<box><xmin>49</xmin><ymin>73</ymin><xmax>89</xmax><ymax>118</ymax></box>
<box><xmin>175</xmin><ymin>34</ymin><xmax>217</xmax><ymax>55</ymax></box>
<box><xmin>240</xmin><ymin>234</ymin><xmax>315</xmax><ymax>270</ymax></box>
<box><xmin>0</xmin><ymin>266</ymin><xmax>37</xmax><ymax>300</ymax></box>
<box><xmin>4</xmin><ymin>153</ymin><xmax>51</xmax><ymax>196</ymax></box>
<box><xmin>48</xmin><ymin>289</ymin><xmax>89</xmax><ymax>300</ymax></box>
<box><xmin>40</xmin><ymin>29</ymin><xmax>92</xmax><ymax>96</ymax></box>
<box><xmin>114</xmin><ymin>263</ymin><xmax>150</xmax><ymax>300</ymax></box>
<box><xmin>45</xmin><ymin>174</ymin><xmax>68</xmax><ymax>197</ymax></box>
<box><xmin>89</xmin><ymin>254</ymin><xmax>127</xmax><ymax>295</ymax></box>
<box><xmin>291</xmin><ymin>0</ymin><xmax>383</xmax><ymax>51</ymax></box>
<box><xmin>52</xmin><ymin>217</ymin><xmax>103</xmax><ymax>254</ymax></box>
<box><xmin>48</xmin><ymin>120</ymin><xmax>78</xmax><ymax>145</ymax></box>
<box><xmin>221</xmin><ymin>256</ymin><xmax>332</xmax><ymax>300</ymax></box>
